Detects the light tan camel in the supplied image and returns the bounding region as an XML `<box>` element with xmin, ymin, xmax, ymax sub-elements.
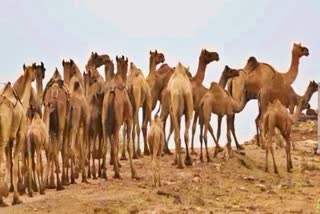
<box><xmin>227</xmin><ymin>43</ymin><xmax>309</xmax><ymax>148</ymax></box>
<box><xmin>84</xmin><ymin>66</ymin><xmax>105</xmax><ymax>179</ymax></box>
<box><xmin>42</xmin><ymin>69</ymin><xmax>69</xmax><ymax>190</ymax></box>
<box><xmin>257</xmin><ymin>79</ymin><xmax>318</xmax><ymax>148</ymax></box>
<box><xmin>127</xmin><ymin>62</ymin><xmax>152</xmax><ymax>158</ymax></box>
<box><xmin>62</xmin><ymin>59</ymin><xmax>85</xmax><ymax>91</ymax></box>
<box><xmin>262</xmin><ymin>97</ymin><xmax>305</xmax><ymax>173</ymax></box>
<box><xmin>147</xmin><ymin>115</ymin><xmax>165</xmax><ymax>188</ymax></box>
<box><xmin>26</xmin><ymin>112</ymin><xmax>49</xmax><ymax>197</ymax></box>
<box><xmin>0</xmin><ymin>82</ymin><xmax>27</xmax><ymax>206</ymax></box>
<box><xmin>198</xmin><ymin>73</ymin><xmax>246</xmax><ymax>161</ymax></box>
<box><xmin>66</xmin><ymin>81</ymin><xmax>89</xmax><ymax>184</ymax></box>
<box><xmin>101</xmin><ymin>56</ymin><xmax>137</xmax><ymax>179</ymax></box>
<box><xmin>167</xmin><ymin>62</ymin><xmax>193</xmax><ymax>168</ymax></box>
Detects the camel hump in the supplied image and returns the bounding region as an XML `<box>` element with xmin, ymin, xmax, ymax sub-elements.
<box><xmin>244</xmin><ymin>56</ymin><xmax>259</xmax><ymax>72</ymax></box>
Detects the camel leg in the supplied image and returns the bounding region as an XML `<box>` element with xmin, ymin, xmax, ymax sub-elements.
<box><xmin>112</xmin><ymin>130</ymin><xmax>121</xmax><ymax>179</ymax></box>
<box><xmin>171</xmin><ymin>112</ymin><xmax>183</xmax><ymax>168</ymax></box>
<box><xmin>255</xmin><ymin>114</ymin><xmax>261</xmax><ymax>147</ymax></box>
<box><xmin>191</xmin><ymin>112</ymin><xmax>198</xmax><ymax>155</ymax></box>
<box><xmin>216</xmin><ymin>115</ymin><xmax>222</xmax><ymax>146</ymax></box>
<box><xmin>61</xmin><ymin>143</ymin><xmax>69</xmax><ymax>186</ymax></box>
<box><xmin>270</xmin><ymin>143</ymin><xmax>278</xmax><ymax>174</ymax></box>
<box><xmin>31</xmin><ymin>150</ymin><xmax>38</xmax><ymax>192</ymax></box>
<box><xmin>0</xmin><ymin>135</ymin><xmax>9</xmax><ymax>207</ymax></box>
<box><xmin>226</xmin><ymin>116</ymin><xmax>233</xmax><ymax>158</ymax></box>
<box><xmin>142</xmin><ymin>107</ymin><xmax>150</xmax><ymax>156</ymax></box>
<box><xmin>91</xmin><ymin>136</ymin><xmax>97</xmax><ymax>179</ymax></box>
<box><xmin>284</xmin><ymin>135</ymin><xmax>293</xmax><ymax>172</ymax></box>
<box><xmin>230</xmin><ymin>115</ymin><xmax>244</xmax><ymax>150</ymax></box>
<box><xmin>26</xmin><ymin>135</ymin><xmax>33</xmax><ymax>197</ymax></box>
<box><xmin>101</xmin><ymin>121</ymin><xmax>108</xmax><ymax>180</ymax></box>
<box><xmin>204</xmin><ymin>124</ymin><xmax>211</xmax><ymax>163</ymax></box>
<box><xmin>134</xmin><ymin>112</ymin><xmax>142</xmax><ymax>158</ymax></box>
<box><xmin>164</xmin><ymin>116</ymin><xmax>173</xmax><ymax>155</ymax></box>
<box><xmin>12</xmin><ymin>140</ymin><xmax>23</xmax><ymax>205</ymax></box>
<box><xmin>5</xmin><ymin>144</ymin><xmax>13</xmax><ymax>193</ymax></box>
<box><xmin>184</xmin><ymin>113</ymin><xmax>192</xmax><ymax>166</ymax></box>
<box><xmin>81</xmin><ymin>129</ymin><xmax>88</xmax><ymax>183</ymax></box>
<box><xmin>55</xmin><ymin>151</ymin><xmax>64</xmax><ymax>191</ymax></box>
<box><xmin>199</xmin><ymin>115</ymin><xmax>204</xmax><ymax>162</ymax></box>
<box><xmin>121</xmin><ymin>125</ymin><xmax>128</xmax><ymax>160</ymax></box>
<box><xmin>208</xmin><ymin>124</ymin><xmax>222</xmax><ymax>155</ymax></box>
<box><xmin>36</xmin><ymin>149</ymin><xmax>45</xmax><ymax>195</ymax></box>
<box><xmin>126</xmin><ymin>120</ymin><xmax>137</xmax><ymax>179</ymax></box>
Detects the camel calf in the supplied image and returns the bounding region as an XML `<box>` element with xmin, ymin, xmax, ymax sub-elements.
<box><xmin>26</xmin><ymin>112</ymin><xmax>49</xmax><ymax>196</ymax></box>
<box><xmin>147</xmin><ymin>115</ymin><xmax>165</xmax><ymax>188</ymax></box>
<box><xmin>262</xmin><ymin>97</ymin><xmax>305</xmax><ymax>173</ymax></box>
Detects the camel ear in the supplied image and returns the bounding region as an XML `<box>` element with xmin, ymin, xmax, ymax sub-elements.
<box><xmin>225</xmin><ymin>65</ymin><xmax>229</xmax><ymax>70</ymax></box>
<box><xmin>116</xmin><ymin>56</ymin><xmax>119</xmax><ymax>61</ymax></box>
<box><xmin>155</xmin><ymin>49</ymin><xmax>158</xmax><ymax>54</ymax></box>
<box><xmin>62</xmin><ymin>60</ymin><xmax>65</xmax><ymax>66</ymax></box>
<box><xmin>70</xmin><ymin>59</ymin><xmax>74</xmax><ymax>65</ymax></box>
<box><xmin>149</xmin><ymin>50</ymin><xmax>152</xmax><ymax>55</ymax></box>
<box><xmin>125</xmin><ymin>57</ymin><xmax>128</xmax><ymax>62</ymax></box>
<box><xmin>23</xmin><ymin>64</ymin><xmax>26</xmax><ymax>71</ymax></box>
<box><xmin>32</xmin><ymin>63</ymin><xmax>36</xmax><ymax>69</ymax></box>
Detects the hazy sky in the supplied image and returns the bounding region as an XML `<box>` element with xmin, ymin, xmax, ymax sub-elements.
<box><xmin>0</xmin><ymin>0</ymin><xmax>318</xmax><ymax>145</ymax></box>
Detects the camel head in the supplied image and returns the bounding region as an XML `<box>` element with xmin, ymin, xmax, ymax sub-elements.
<box><xmin>23</xmin><ymin>63</ymin><xmax>37</xmax><ymax>82</ymax></box>
<box><xmin>87</xmin><ymin>52</ymin><xmax>112</xmax><ymax>68</ymax></box>
<box><xmin>308</xmin><ymin>80</ymin><xmax>318</xmax><ymax>94</ymax></box>
<box><xmin>116</xmin><ymin>55</ymin><xmax>129</xmax><ymax>74</ymax></box>
<box><xmin>35</xmin><ymin>61</ymin><xmax>46</xmax><ymax>82</ymax></box>
<box><xmin>292</xmin><ymin>43</ymin><xmax>309</xmax><ymax>57</ymax></box>
<box><xmin>200</xmin><ymin>49</ymin><xmax>219</xmax><ymax>64</ymax></box>
<box><xmin>150</xmin><ymin>50</ymin><xmax>165</xmax><ymax>65</ymax></box>
<box><xmin>222</xmin><ymin>65</ymin><xmax>240</xmax><ymax>79</ymax></box>
<box><xmin>52</xmin><ymin>67</ymin><xmax>63</xmax><ymax>80</ymax></box>
<box><xmin>62</xmin><ymin>59</ymin><xmax>78</xmax><ymax>77</ymax></box>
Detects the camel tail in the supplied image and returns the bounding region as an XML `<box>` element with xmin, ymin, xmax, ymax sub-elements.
<box><xmin>106</xmin><ymin>92</ymin><xmax>115</xmax><ymax>135</ymax></box>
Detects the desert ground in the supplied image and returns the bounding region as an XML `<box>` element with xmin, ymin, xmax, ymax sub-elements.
<box><xmin>3</xmin><ymin>120</ymin><xmax>320</xmax><ymax>214</ymax></box>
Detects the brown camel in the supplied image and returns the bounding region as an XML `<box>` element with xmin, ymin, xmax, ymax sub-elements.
<box><xmin>62</xmin><ymin>59</ymin><xmax>85</xmax><ymax>90</ymax></box>
<box><xmin>262</xmin><ymin>97</ymin><xmax>305</xmax><ymax>173</ymax></box>
<box><xmin>167</xmin><ymin>62</ymin><xmax>194</xmax><ymax>168</ymax></box>
<box><xmin>0</xmin><ymin>82</ymin><xmax>27</xmax><ymax>206</ymax></box>
<box><xmin>86</xmin><ymin>52</ymin><xmax>113</xmax><ymax>82</ymax></box>
<box><xmin>66</xmin><ymin>81</ymin><xmax>89</xmax><ymax>184</ymax></box>
<box><xmin>34</xmin><ymin>62</ymin><xmax>46</xmax><ymax>103</ymax></box>
<box><xmin>84</xmin><ymin>66</ymin><xmax>105</xmax><ymax>179</ymax></box>
<box><xmin>227</xmin><ymin>43</ymin><xmax>309</xmax><ymax>148</ymax></box>
<box><xmin>101</xmin><ymin>56</ymin><xmax>137</xmax><ymax>179</ymax></box>
<box><xmin>42</xmin><ymin>69</ymin><xmax>69</xmax><ymax>190</ymax></box>
<box><xmin>257</xmin><ymin>79</ymin><xmax>318</xmax><ymax>148</ymax></box>
<box><xmin>26</xmin><ymin>112</ymin><xmax>49</xmax><ymax>197</ymax></box>
<box><xmin>198</xmin><ymin>72</ymin><xmax>246</xmax><ymax>161</ymax></box>
<box><xmin>127</xmin><ymin>62</ymin><xmax>152</xmax><ymax>158</ymax></box>
<box><xmin>147</xmin><ymin>115</ymin><xmax>165</xmax><ymax>188</ymax></box>
<box><xmin>146</xmin><ymin>50</ymin><xmax>165</xmax><ymax>92</ymax></box>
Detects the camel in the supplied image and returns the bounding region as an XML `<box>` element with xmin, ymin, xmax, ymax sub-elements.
<box><xmin>66</xmin><ymin>81</ymin><xmax>89</xmax><ymax>184</ymax></box>
<box><xmin>26</xmin><ymin>112</ymin><xmax>49</xmax><ymax>197</ymax></box>
<box><xmin>62</xmin><ymin>59</ymin><xmax>85</xmax><ymax>91</ymax></box>
<box><xmin>198</xmin><ymin>70</ymin><xmax>246</xmax><ymax>161</ymax></box>
<box><xmin>101</xmin><ymin>55</ymin><xmax>137</xmax><ymax>179</ymax></box>
<box><xmin>84</xmin><ymin>66</ymin><xmax>105</xmax><ymax>179</ymax></box>
<box><xmin>0</xmin><ymin>82</ymin><xmax>27</xmax><ymax>206</ymax></box>
<box><xmin>127</xmin><ymin>62</ymin><xmax>152</xmax><ymax>158</ymax></box>
<box><xmin>34</xmin><ymin>62</ymin><xmax>46</xmax><ymax>103</ymax></box>
<box><xmin>146</xmin><ymin>50</ymin><xmax>165</xmax><ymax>92</ymax></box>
<box><xmin>86</xmin><ymin>52</ymin><xmax>113</xmax><ymax>82</ymax></box>
<box><xmin>147</xmin><ymin>115</ymin><xmax>165</xmax><ymax>188</ymax></box>
<box><xmin>166</xmin><ymin>62</ymin><xmax>193</xmax><ymax>168</ymax></box>
<box><xmin>42</xmin><ymin>69</ymin><xmax>69</xmax><ymax>190</ymax></box>
<box><xmin>262</xmin><ymin>97</ymin><xmax>305</xmax><ymax>173</ymax></box>
<box><xmin>227</xmin><ymin>43</ymin><xmax>309</xmax><ymax>148</ymax></box>
<box><xmin>257</xmin><ymin>79</ymin><xmax>318</xmax><ymax>148</ymax></box>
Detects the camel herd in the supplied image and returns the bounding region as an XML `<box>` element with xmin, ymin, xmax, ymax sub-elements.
<box><xmin>0</xmin><ymin>43</ymin><xmax>317</xmax><ymax>206</ymax></box>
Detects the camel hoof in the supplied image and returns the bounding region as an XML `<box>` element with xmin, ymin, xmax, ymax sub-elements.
<box><xmin>191</xmin><ymin>150</ymin><xmax>198</xmax><ymax>155</ymax></box>
<box><xmin>71</xmin><ymin>178</ymin><xmax>77</xmax><ymax>185</ymax></box>
<box><xmin>0</xmin><ymin>183</ymin><xmax>9</xmax><ymax>198</ymax></box>
<box><xmin>0</xmin><ymin>200</ymin><xmax>9</xmax><ymax>207</ymax></box>
<box><xmin>200</xmin><ymin>158</ymin><xmax>204</xmax><ymax>163</ymax></box>
<box><xmin>177</xmin><ymin>164</ymin><xmax>184</xmax><ymax>169</ymax></box>
<box><xmin>12</xmin><ymin>196</ymin><xmax>23</xmax><ymax>205</ymax></box>
<box><xmin>113</xmin><ymin>174</ymin><xmax>122</xmax><ymax>179</ymax></box>
<box><xmin>137</xmin><ymin>150</ymin><xmax>143</xmax><ymax>157</ymax></box>
<box><xmin>133</xmin><ymin>154</ymin><xmax>139</xmax><ymax>160</ymax></box>
<box><xmin>62</xmin><ymin>179</ymin><xmax>70</xmax><ymax>186</ymax></box>
<box><xmin>56</xmin><ymin>185</ymin><xmax>65</xmax><ymax>191</ymax></box>
<box><xmin>120</xmin><ymin>156</ymin><xmax>128</xmax><ymax>161</ymax></box>
<box><xmin>28</xmin><ymin>191</ymin><xmax>33</xmax><ymax>198</ymax></box>
<box><xmin>184</xmin><ymin>156</ymin><xmax>193</xmax><ymax>166</ymax></box>
<box><xmin>144</xmin><ymin>150</ymin><xmax>150</xmax><ymax>156</ymax></box>
<box><xmin>101</xmin><ymin>172</ymin><xmax>107</xmax><ymax>180</ymax></box>
<box><xmin>207</xmin><ymin>158</ymin><xmax>212</xmax><ymax>163</ymax></box>
<box><xmin>9</xmin><ymin>184</ymin><xmax>14</xmax><ymax>192</ymax></box>
<box><xmin>47</xmin><ymin>182</ymin><xmax>56</xmax><ymax>189</ymax></box>
<box><xmin>40</xmin><ymin>189</ymin><xmax>45</xmax><ymax>195</ymax></box>
<box><xmin>236</xmin><ymin>145</ymin><xmax>245</xmax><ymax>150</ymax></box>
<box><xmin>82</xmin><ymin>179</ymin><xmax>90</xmax><ymax>184</ymax></box>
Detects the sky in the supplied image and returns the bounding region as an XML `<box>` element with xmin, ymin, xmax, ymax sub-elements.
<box><xmin>0</xmin><ymin>0</ymin><xmax>318</xmax><ymax>147</ymax></box>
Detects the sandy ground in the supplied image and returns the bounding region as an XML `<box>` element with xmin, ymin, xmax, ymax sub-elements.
<box><xmin>3</xmin><ymin>120</ymin><xmax>320</xmax><ymax>214</ymax></box>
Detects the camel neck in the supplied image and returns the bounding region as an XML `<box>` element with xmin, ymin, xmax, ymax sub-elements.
<box><xmin>193</xmin><ymin>60</ymin><xmax>207</xmax><ymax>84</ymax></box>
<box><xmin>218</xmin><ymin>74</ymin><xmax>228</xmax><ymax>88</ymax></box>
<box><xmin>21</xmin><ymin>76</ymin><xmax>33</xmax><ymax>113</ymax></box>
<box><xmin>283</xmin><ymin>53</ymin><xmax>300</xmax><ymax>85</ymax></box>
<box><xmin>105</xmin><ymin>62</ymin><xmax>115</xmax><ymax>82</ymax></box>
<box><xmin>149</xmin><ymin>57</ymin><xmax>156</xmax><ymax>76</ymax></box>
<box><xmin>63</xmin><ymin>70</ymin><xmax>71</xmax><ymax>87</ymax></box>
<box><xmin>231</xmin><ymin>86</ymin><xmax>247</xmax><ymax>113</ymax></box>
<box><xmin>36</xmin><ymin>79</ymin><xmax>43</xmax><ymax>101</ymax></box>
<box><xmin>302</xmin><ymin>85</ymin><xmax>315</xmax><ymax>103</ymax></box>
<box><xmin>292</xmin><ymin>102</ymin><xmax>303</xmax><ymax>123</ymax></box>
